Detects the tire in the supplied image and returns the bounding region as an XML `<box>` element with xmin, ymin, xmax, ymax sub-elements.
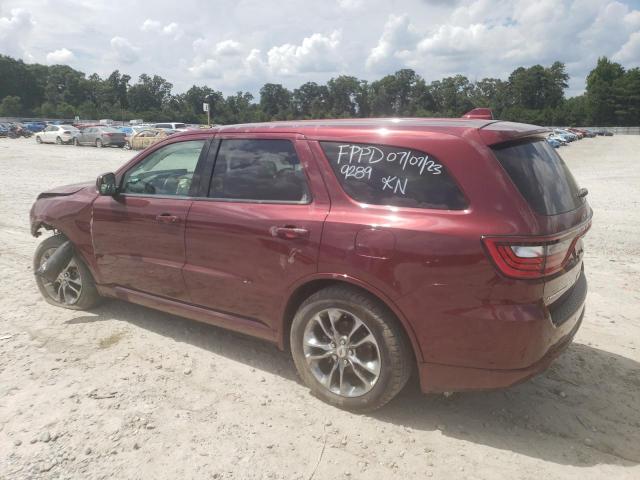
<box><xmin>33</xmin><ymin>234</ymin><xmax>102</xmax><ymax>310</ymax></box>
<box><xmin>36</xmin><ymin>136</ymin><xmax>42</xmax><ymax>144</ymax></box>
<box><xmin>290</xmin><ymin>285</ymin><xmax>412</xmax><ymax>411</ymax></box>
<box><xmin>95</xmin><ymin>139</ymin><xmax>102</xmax><ymax>148</ymax></box>
<box><xmin>56</xmin><ymin>136</ymin><xmax>62</xmax><ymax>145</ymax></box>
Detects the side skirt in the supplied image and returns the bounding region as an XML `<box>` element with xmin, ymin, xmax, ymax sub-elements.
<box><xmin>97</xmin><ymin>285</ymin><xmax>278</xmax><ymax>344</ymax></box>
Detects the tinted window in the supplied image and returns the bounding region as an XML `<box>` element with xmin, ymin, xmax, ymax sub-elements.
<box><xmin>209</xmin><ymin>139</ymin><xmax>310</xmax><ymax>203</ymax></box>
<box><xmin>320</xmin><ymin>142</ymin><xmax>467</xmax><ymax>210</ymax></box>
<box><xmin>122</xmin><ymin>140</ymin><xmax>205</xmax><ymax>196</ymax></box>
<box><xmin>174</xmin><ymin>123</ymin><xmax>186</xmax><ymax>129</ymax></box>
<box><xmin>492</xmin><ymin>139</ymin><xmax>584</xmax><ymax>215</ymax></box>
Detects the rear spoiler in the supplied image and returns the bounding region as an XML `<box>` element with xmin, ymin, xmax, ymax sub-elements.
<box><xmin>477</xmin><ymin>121</ymin><xmax>550</xmax><ymax>146</ymax></box>
<box><xmin>461</xmin><ymin>108</ymin><xmax>549</xmax><ymax>145</ymax></box>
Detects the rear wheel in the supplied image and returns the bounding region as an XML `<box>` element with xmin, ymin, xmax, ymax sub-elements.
<box><xmin>33</xmin><ymin>235</ymin><xmax>102</xmax><ymax>310</ymax></box>
<box><xmin>36</xmin><ymin>136</ymin><xmax>42</xmax><ymax>144</ymax></box>
<box><xmin>290</xmin><ymin>286</ymin><xmax>412</xmax><ymax>411</ymax></box>
<box><xmin>95</xmin><ymin>139</ymin><xmax>103</xmax><ymax>148</ymax></box>
<box><xmin>55</xmin><ymin>136</ymin><xmax>62</xmax><ymax>145</ymax></box>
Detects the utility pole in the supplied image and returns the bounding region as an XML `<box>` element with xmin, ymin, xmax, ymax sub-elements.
<box><xmin>203</xmin><ymin>101</ymin><xmax>210</xmax><ymax>127</ymax></box>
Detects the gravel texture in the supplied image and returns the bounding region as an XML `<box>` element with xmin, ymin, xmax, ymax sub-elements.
<box><xmin>0</xmin><ymin>135</ymin><xmax>639</xmax><ymax>479</ymax></box>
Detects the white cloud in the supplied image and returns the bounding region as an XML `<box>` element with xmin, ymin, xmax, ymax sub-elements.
<box><xmin>267</xmin><ymin>31</ymin><xmax>342</xmax><ymax>75</ymax></box>
<box><xmin>110</xmin><ymin>36</ymin><xmax>139</xmax><ymax>64</ymax></box>
<box><xmin>0</xmin><ymin>8</ymin><xmax>35</xmax><ymax>57</ymax></box>
<box><xmin>140</xmin><ymin>19</ymin><xmax>161</xmax><ymax>32</ymax></box>
<box><xmin>215</xmin><ymin>39</ymin><xmax>243</xmax><ymax>57</ymax></box>
<box><xmin>0</xmin><ymin>0</ymin><xmax>639</xmax><ymax>97</ymax></box>
<box><xmin>46</xmin><ymin>48</ymin><xmax>75</xmax><ymax>64</ymax></box>
<box><xmin>366</xmin><ymin>14</ymin><xmax>420</xmax><ymax>73</ymax></box>
<box><xmin>140</xmin><ymin>18</ymin><xmax>183</xmax><ymax>39</ymax></box>
<box><xmin>614</xmin><ymin>31</ymin><xmax>640</xmax><ymax>64</ymax></box>
<box><xmin>337</xmin><ymin>0</ymin><xmax>364</xmax><ymax>10</ymax></box>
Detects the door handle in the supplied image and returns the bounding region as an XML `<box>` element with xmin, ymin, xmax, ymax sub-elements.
<box><xmin>270</xmin><ymin>226</ymin><xmax>309</xmax><ymax>240</ymax></box>
<box><xmin>156</xmin><ymin>213</ymin><xmax>179</xmax><ymax>224</ymax></box>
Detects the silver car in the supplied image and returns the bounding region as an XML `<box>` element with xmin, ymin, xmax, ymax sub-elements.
<box><xmin>74</xmin><ymin>127</ymin><xmax>126</xmax><ymax>148</ymax></box>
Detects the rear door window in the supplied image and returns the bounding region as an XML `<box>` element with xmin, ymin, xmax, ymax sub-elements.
<box><xmin>209</xmin><ymin>139</ymin><xmax>310</xmax><ymax>203</ymax></box>
<box><xmin>492</xmin><ymin>139</ymin><xmax>584</xmax><ymax>215</ymax></box>
<box><xmin>320</xmin><ymin>142</ymin><xmax>467</xmax><ymax>210</ymax></box>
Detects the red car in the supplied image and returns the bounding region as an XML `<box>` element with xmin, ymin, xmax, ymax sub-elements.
<box><xmin>30</xmin><ymin>118</ymin><xmax>591</xmax><ymax>411</ymax></box>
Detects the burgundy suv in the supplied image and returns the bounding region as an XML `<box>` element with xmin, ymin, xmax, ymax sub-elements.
<box><xmin>30</xmin><ymin>118</ymin><xmax>591</xmax><ymax>411</ymax></box>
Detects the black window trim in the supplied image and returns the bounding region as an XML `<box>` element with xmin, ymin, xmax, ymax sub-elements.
<box><xmin>117</xmin><ymin>137</ymin><xmax>213</xmax><ymax>199</ymax></box>
<box><xmin>203</xmin><ymin>137</ymin><xmax>313</xmax><ymax>205</ymax></box>
<box><xmin>319</xmin><ymin>140</ymin><xmax>469</xmax><ymax>212</ymax></box>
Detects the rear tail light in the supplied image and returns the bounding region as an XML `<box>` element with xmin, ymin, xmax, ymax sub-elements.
<box><xmin>63</xmin><ymin>130</ymin><xmax>71</xmax><ymax>134</ymax></box>
<box><xmin>483</xmin><ymin>222</ymin><xmax>590</xmax><ymax>279</ymax></box>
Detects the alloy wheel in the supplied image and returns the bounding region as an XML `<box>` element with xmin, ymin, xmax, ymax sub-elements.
<box><xmin>302</xmin><ymin>308</ymin><xmax>381</xmax><ymax>397</ymax></box>
<box><xmin>39</xmin><ymin>248</ymin><xmax>82</xmax><ymax>305</ymax></box>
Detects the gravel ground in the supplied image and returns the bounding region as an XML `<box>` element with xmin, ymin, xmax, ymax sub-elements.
<box><xmin>0</xmin><ymin>135</ymin><xmax>639</xmax><ymax>480</ymax></box>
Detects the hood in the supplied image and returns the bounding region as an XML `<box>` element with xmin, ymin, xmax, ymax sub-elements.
<box><xmin>37</xmin><ymin>181</ymin><xmax>94</xmax><ymax>199</ymax></box>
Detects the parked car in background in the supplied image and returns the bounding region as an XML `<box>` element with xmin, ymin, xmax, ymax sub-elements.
<box><xmin>125</xmin><ymin>128</ymin><xmax>171</xmax><ymax>150</ymax></box>
<box><xmin>0</xmin><ymin>123</ymin><xmax>8</xmax><ymax>137</ymax></box>
<box><xmin>35</xmin><ymin>125</ymin><xmax>80</xmax><ymax>144</ymax></box>
<box><xmin>74</xmin><ymin>126</ymin><xmax>126</xmax><ymax>147</ymax></box>
<box><xmin>153</xmin><ymin>122</ymin><xmax>188</xmax><ymax>132</ymax></box>
<box><xmin>546</xmin><ymin>137</ymin><xmax>561</xmax><ymax>148</ymax></box>
<box><xmin>23</xmin><ymin>122</ymin><xmax>46</xmax><ymax>133</ymax></box>
<box><xmin>554</xmin><ymin>129</ymin><xmax>578</xmax><ymax>141</ymax></box>
<box><xmin>548</xmin><ymin>133</ymin><xmax>568</xmax><ymax>146</ymax></box>
<box><xmin>118</xmin><ymin>125</ymin><xmax>146</xmax><ymax>137</ymax></box>
<box><xmin>30</xmin><ymin>117</ymin><xmax>591</xmax><ymax>411</ymax></box>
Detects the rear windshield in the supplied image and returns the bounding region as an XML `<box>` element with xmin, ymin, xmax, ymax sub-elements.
<box><xmin>492</xmin><ymin>139</ymin><xmax>584</xmax><ymax>215</ymax></box>
<box><xmin>100</xmin><ymin>127</ymin><xmax>120</xmax><ymax>133</ymax></box>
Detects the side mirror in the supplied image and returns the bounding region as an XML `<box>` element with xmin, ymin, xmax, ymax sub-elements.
<box><xmin>96</xmin><ymin>172</ymin><xmax>117</xmax><ymax>196</ymax></box>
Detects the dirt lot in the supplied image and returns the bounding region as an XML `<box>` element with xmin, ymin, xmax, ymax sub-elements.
<box><xmin>0</xmin><ymin>135</ymin><xmax>639</xmax><ymax>480</ymax></box>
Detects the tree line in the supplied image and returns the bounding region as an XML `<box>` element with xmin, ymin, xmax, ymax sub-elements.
<box><xmin>0</xmin><ymin>54</ymin><xmax>638</xmax><ymax>126</ymax></box>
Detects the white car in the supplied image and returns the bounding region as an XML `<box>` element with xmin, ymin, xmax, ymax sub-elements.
<box><xmin>35</xmin><ymin>125</ymin><xmax>80</xmax><ymax>145</ymax></box>
<box><xmin>152</xmin><ymin>122</ymin><xmax>189</xmax><ymax>132</ymax></box>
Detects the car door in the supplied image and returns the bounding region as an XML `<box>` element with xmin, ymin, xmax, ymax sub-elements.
<box><xmin>78</xmin><ymin>128</ymin><xmax>91</xmax><ymax>145</ymax></box>
<box><xmin>91</xmin><ymin>136</ymin><xmax>211</xmax><ymax>301</ymax></box>
<box><xmin>43</xmin><ymin>126</ymin><xmax>55</xmax><ymax>143</ymax></box>
<box><xmin>183</xmin><ymin>133</ymin><xmax>330</xmax><ymax>329</ymax></box>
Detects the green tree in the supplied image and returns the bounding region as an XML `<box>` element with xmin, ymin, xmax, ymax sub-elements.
<box><xmin>0</xmin><ymin>95</ymin><xmax>22</xmax><ymax>116</ymax></box>
<box><xmin>292</xmin><ymin>82</ymin><xmax>329</xmax><ymax>118</ymax></box>
<box><xmin>585</xmin><ymin>57</ymin><xmax>625</xmax><ymax>125</ymax></box>
<box><xmin>259</xmin><ymin>83</ymin><xmax>291</xmax><ymax>119</ymax></box>
<box><xmin>430</xmin><ymin>75</ymin><xmax>474</xmax><ymax>116</ymax></box>
<box><xmin>326</xmin><ymin>76</ymin><xmax>367</xmax><ymax>117</ymax></box>
<box><xmin>128</xmin><ymin>74</ymin><xmax>173</xmax><ymax>112</ymax></box>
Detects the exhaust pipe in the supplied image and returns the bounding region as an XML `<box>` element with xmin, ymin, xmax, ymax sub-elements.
<box><xmin>36</xmin><ymin>240</ymin><xmax>74</xmax><ymax>282</ymax></box>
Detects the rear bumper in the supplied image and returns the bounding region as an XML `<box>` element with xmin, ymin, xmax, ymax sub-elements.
<box><xmin>103</xmin><ymin>139</ymin><xmax>125</xmax><ymax>146</ymax></box>
<box><xmin>418</xmin><ymin>274</ymin><xmax>586</xmax><ymax>393</ymax></box>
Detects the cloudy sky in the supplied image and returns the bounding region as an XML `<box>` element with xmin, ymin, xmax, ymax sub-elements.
<box><xmin>1</xmin><ymin>0</ymin><xmax>639</xmax><ymax>97</ymax></box>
